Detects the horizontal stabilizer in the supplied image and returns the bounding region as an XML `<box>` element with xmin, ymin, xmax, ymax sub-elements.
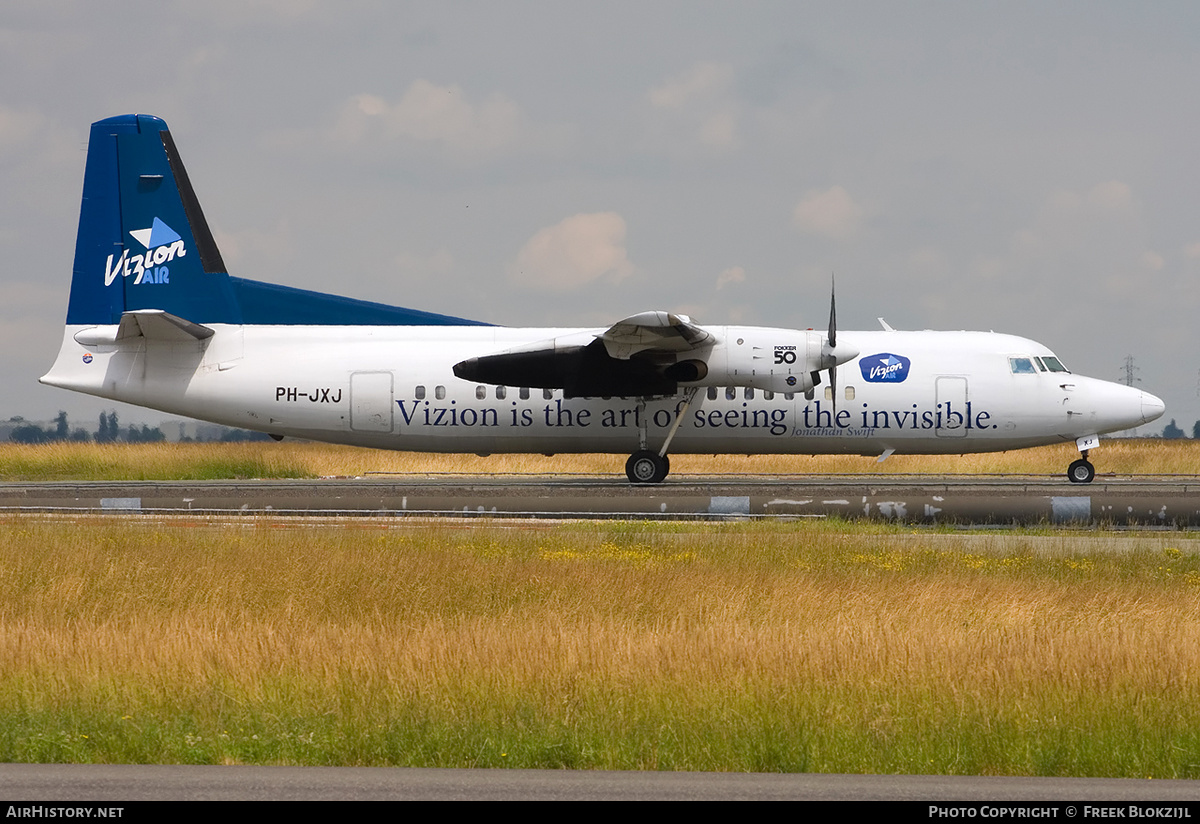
<box><xmin>120</xmin><ymin>309</ymin><xmax>214</xmax><ymax>341</ymax></box>
<box><xmin>72</xmin><ymin>310</ymin><xmax>212</xmax><ymax>346</ymax></box>
<box><xmin>73</xmin><ymin>310</ymin><xmax>214</xmax><ymax>345</ymax></box>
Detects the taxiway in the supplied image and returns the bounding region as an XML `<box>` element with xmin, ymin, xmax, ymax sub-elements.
<box><xmin>3</xmin><ymin>474</ymin><xmax>1200</xmax><ymax>525</ymax></box>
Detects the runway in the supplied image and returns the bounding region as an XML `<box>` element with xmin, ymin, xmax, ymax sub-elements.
<box><xmin>5</xmin><ymin>764</ymin><xmax>1200</xmax><ymax>801</ymax></box>
<box><xmin>3</xmin><ymin>474</ymin><xmax>1200</xmax><ymax>525</ymax></box>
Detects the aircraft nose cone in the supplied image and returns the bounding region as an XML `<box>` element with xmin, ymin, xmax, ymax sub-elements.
<box><xmin>1140</xmin><ymin>391</ymin><xmax>1166</xmax><ymax>425</ymax></box>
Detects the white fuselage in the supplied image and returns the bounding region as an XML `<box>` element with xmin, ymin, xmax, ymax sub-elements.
<box><xmin>42</xmin><ymin>324</ymin><xmax>1161</xmax><ymax>456</ymax></box>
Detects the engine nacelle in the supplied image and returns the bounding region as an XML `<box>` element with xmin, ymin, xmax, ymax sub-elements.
<box><xmin>696</xmin><ymin>327</ymin><xmax>823</xmax><ymax>394</ymax></box>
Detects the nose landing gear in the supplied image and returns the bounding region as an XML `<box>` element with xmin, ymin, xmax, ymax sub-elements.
<box><xmin>1067</xmin><ymin>450</ymin><xmax>1095</xmax><ymax>484</ymax></box>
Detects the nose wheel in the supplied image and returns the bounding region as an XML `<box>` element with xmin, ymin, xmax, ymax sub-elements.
<box><xmin>1067</xmin><ymin>456</ymin><xmax>1095</xmax><ymax>484</ymax></box>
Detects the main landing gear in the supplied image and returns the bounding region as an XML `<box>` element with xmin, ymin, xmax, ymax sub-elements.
<box><xmin>626</xmin><ymin>450</ymin><xmax>669</xmax><ymax>484</ymax></box>
<box><xmin>625</xmin><ymin>388</ymin><xmax>697</xmax><ymax>484</ymax></box>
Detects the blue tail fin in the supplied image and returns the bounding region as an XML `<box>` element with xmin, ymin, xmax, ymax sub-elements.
<box><xmin>67</xmin><ymin>114</ymin><xmax>488</xmax><ymax>327</ymax></box>
<box><xmin>66</xmin><ymin>114</ymin><xmax>242</xmax><ymax>325</ymax></box>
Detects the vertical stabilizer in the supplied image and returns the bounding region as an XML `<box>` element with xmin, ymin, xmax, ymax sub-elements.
<box><xmin>66</xmin><ymin>114</ymin><xmax>241</xmax><ymax>325</ymax></box>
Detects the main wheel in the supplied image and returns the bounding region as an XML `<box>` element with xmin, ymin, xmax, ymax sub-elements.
<box><xmin>626</xmin><ymin>450</ymin><xmax>669</xmax><ymax>484</ymax></box>
<box><xmin>1067</xmin><ymin>458</ymin><xmax>1095</xmax><ymax>484</ymax></box>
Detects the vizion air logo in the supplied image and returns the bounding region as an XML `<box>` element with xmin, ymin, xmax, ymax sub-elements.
<box><xmin>103</xmin><ymin>217</ymin><xmax>187</xmax><ymax>286</ymax></box>
<box><xmin>860</xmin><ymin>352</ymin><xmax>911</xmax><ymax>383</ymax></box>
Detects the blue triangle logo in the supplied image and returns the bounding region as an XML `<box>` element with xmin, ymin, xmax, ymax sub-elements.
<box><xmin>147</xmin><ymin>217</ymin><xmax>182</xmax><ymax>249</ymax></box>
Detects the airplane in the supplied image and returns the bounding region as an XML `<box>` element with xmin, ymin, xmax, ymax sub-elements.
<box><xmin>41</xmin><ymin>114</ymin><xmax>1165</xmax><ymax>484</ymax></box>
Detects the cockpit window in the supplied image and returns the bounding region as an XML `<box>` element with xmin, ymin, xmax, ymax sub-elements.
<box><xmin>1033</xmin><ymin>357</ymin><xmax>1047</xmax><ymax>372</ymax></box>
<box><xmin>1042</xmin><ymin>356</ymin><xmax>1070</xmax><ymax>373</ymax></box>
<box><xmin>1009</xmin><ymin>357</ymin><xmax>1036</xmax><ymax>374</ymax></box>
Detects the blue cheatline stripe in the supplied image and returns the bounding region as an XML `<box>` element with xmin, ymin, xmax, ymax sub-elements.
<box><xmin>229</xmin><ymin>277</ymin><xmax>492</xmax><ymax>326</ymax></box>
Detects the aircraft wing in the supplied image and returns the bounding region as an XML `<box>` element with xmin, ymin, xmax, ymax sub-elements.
<box><xmin>599</xmin><ymin>311</ymin><xmax>715</xmax><ymax>360</ymax></box>
<box><xmin>453</xmin><ymin>310</ymin><xmax>715</xmax><ymax>398</ymax></box>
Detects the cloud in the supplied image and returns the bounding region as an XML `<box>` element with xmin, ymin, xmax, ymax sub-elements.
<box><xmin>1087</xmin><ymin>180</ymin><xmax>1134</xmax><ymax>211</ymax></box>
<box><xmin>1140</xmin><ymin>251</ymin><xmax>1164</xmax><ymax>271</ymax></box>
<box><xmin>1040</xmin><ymin>180</ymin><xmax>1135</xmax><ymax>222</ymax></box>
<box><xmin>716</xmin><ymin>265</ymin><xmax>746</xmax><ymax>290</ymax></box>
<box><xmin>333</xmin><ymin>81</ymin><xmax>523</xmax><ymax>157</ymax></box>
<box><xmin>394</xmin><ymin>249</ymin><xmax>455</xmax><ymax>280</ymax></box>
<box><xmin>648</xmin><ymin>62</ymin><xmax>733</xmax><ymax>110</ymax></box>
<box><xmin>211</xmin><ymin>221</ymin><xmax>294</xmax><ymax>272</ymax></box>
<box><xmin>508</xmin><ymin>212</ymin><xmax>634</xmax><ymax>290</ymax></box>
<box><xmin>646</xmin><ymin>62</ymin><xmax>739</xmax><ymax>150</ymax></box>
<box><xmin>1011</xmin><ymin>180</ymin><xmax>1141</xmax><ymax>265</ymax></box>
<box><xmin>0</xmin><ymin>106</ymin><xmax>45</xmax><ymax>154</ymax></box>
<box><xmin>792</xmin><ymin>186</ymin><xmax>864</xmax><ymax>240</ymax></box>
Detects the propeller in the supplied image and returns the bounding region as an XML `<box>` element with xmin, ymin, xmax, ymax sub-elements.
<box><xmin>816</xmin><ymin>276</ymin><xmax>859</xmax><ymax>413</ymax></box>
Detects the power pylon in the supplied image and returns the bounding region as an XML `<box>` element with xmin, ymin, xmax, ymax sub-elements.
<box><xmin>1121</xmin><ymin>355</ymin><xmax>1140</xmax><ymax>387</ymax></box>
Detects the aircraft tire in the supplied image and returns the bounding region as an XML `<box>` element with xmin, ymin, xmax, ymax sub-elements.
<box><xmin>626</xmin><ymin>450</ymin><xmax>669</xmax><ymax>484</ymax></box>
<box><xmin>1067</xmin><ymin>458</ymin><xmax>1095</xmax><ymax>484</ymax></box>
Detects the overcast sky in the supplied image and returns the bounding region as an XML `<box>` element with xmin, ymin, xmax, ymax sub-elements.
<box><xmin>3</xmin><ymin>1</ymin><xmax>1198</xmax><ymax>434</ymax></box>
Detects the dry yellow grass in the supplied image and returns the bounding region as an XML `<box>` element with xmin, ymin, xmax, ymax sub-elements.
<box><xmin>1</xmin><ymin>515</ymin><xmax>1198</xmax><ymax>773</ymax></box>
<box><xmin>0</xmin><ymin>437</ymin><xmax>1196</xmax><ymax>480</ymax></box>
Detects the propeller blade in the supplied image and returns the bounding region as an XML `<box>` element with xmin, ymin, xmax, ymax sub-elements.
<box><xmin>827</xmin><ymin>276</ymin><xmax>837</xmax><ymax>413</ymax></box>
<box><xmin>827</xmin><ymin>276</ymin><xmax>837</xmax><ymax>349</ymax></box>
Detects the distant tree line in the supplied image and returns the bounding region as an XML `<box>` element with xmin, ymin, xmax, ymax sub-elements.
<box><xmin>1160</xmin><ymin>419</ymin><xmax>1200</xmax><ymax>440</ymax></box>
<box><xmin>7</xmin><ymin>411</ymin><xmax>166</xmax><ymax>445</ymax></box>
<box><xmin>6</xmin><ymin>411</ymin><xmax>272</xmax><ymax>445</ymax></box>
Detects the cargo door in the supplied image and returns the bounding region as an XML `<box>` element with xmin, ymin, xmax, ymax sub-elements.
<box><xmin>350</xmin><ymin>371</ymin><xmax>394</xmax><ymax>432</ymax></box>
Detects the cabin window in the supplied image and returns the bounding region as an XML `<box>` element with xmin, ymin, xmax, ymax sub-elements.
<box><xmin>845</xmin><ymin>386</ymin><xmax>855</xmax><ymax>400</ymax></box>
<box><xmin>1042</xmin><ymin>356</ymin><xmax>1070</xmax><ymax>373</ymax></box>
<box><xmin>435</xmin><ymin>385</ymin><xmax>446</xmax><ymax>400</ymax></box>
<box><xmin>519</xmin><ymin>387</ymin><xmax>530</xmax><ymax>400</ymax></box>
<box><xmin>764</xmin><ymin>390</ymin><xmax>774</xmax><ymax>400</ymax></box>
<box><xmin>803</xmin><ymin>389</ymin><xmax>813</xmax><ymax>401</ymax></box>
<box><xmin>744</xmin><ymin>387</ymin><xmax>755</xmax><ymax>400</ymax></box>
<box><xmin>415</xmin><ymin>385</ymin><xmax>426</xmax><ymax>400</ymax></box>
<box><xmin>495</xmin><ymin>386</ymin><xmax>507</xmax><ymax>400</ymax></box>
<box><xmin>824</xmin><ymin>386</ymin><xmax>833</xmax><ymax>401</ymax></box>
<box><xmin>786</xmin><ymin>392</ymin><xmax>795</xmax><ymax>401</ymax></box>
<box><xmin>1009</xmin><ymin>357</ymin><xmax>1036</xmax><ymax>374</ymax></box>
<box><xmin>476</xmin><ymin>385</ymin><xmax>487</xmax><ymax>400</ymax></box>
<box><xmin>543</xmin><ymin>388</ymin><xmax>554</xmax><ymax>400</ymax></box>
<box><xmin>707</xmin><ymin>387</ymin><xmax>718</xmax><ymax>401</ymax></box>
<box><xmin>725</xmin><ymin>387</ymin><xmax>736</xmax><ymax>401</ymax></box>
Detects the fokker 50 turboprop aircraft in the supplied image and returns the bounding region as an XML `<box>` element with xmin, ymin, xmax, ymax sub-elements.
<box><xmin>42</xmin><ymin>114</ymin><xmax>1165</xmax><ymax>484</ymax></box>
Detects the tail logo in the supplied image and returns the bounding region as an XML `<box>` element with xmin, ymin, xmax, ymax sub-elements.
<box><xmin>103</xmin><ymin>217</ymin><xmax>187</xmax><ymax>286</ymax></box>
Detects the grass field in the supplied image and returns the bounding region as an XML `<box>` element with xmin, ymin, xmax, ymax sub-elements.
<box><xmin>0</xmin><ymin>437</ymin><xmax>1196</xmax><ymax>481</ymax></box>
<box><xmin>1</xmin><ymin>515</ymin><xmax>1198</xmax><ymax>775</ymax></box>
